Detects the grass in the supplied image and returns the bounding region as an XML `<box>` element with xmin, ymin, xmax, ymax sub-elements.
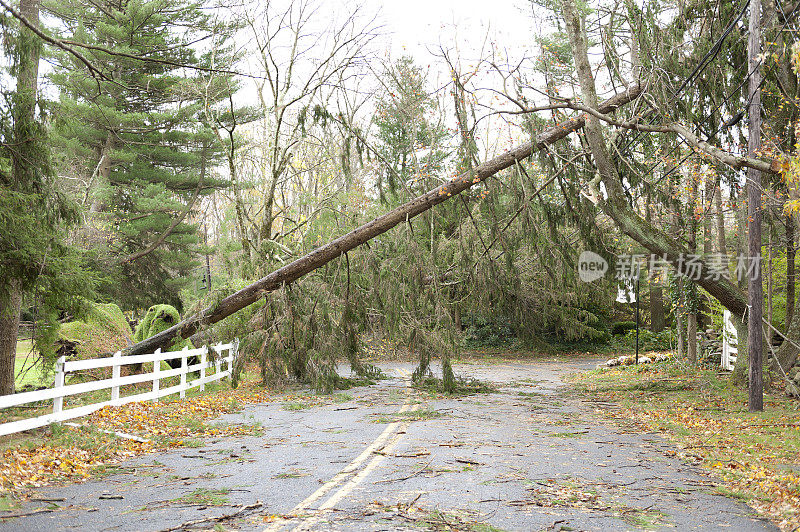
<box><xmin>373</xmin><ymin>406</ymin><xmax>442</xmax><ymax>424</ymax></box>
<box><xmin>174</xmin><ymin>487</ymin><xmax>230</xmax><ymax>506</ymax></box>
<box><xmin>14</xmin><ymin>340</ymin><xmax>47</xmax><ymax>388</ymax></box>
<box><xmin>618</xmin><ymin>507</ymin><xmax>669</xmax><ymax>529</ymax></box>
<box><xmin>570</xmin><ymin>358</ymin><xmax>800</xmax><ymax>530</ymax></box>
<box><xmin>282</xmin><ymin>400</ymin><xmax>313</xmax><ymax>411</ymax></box>
<box><xmin>414</xmin><ymin>375</ymin><xmax>496</xmax><ymax>396</ymax></box>
<box><xmin>331</xmin><ymin>392</ymin><xmax>352</xmax><ymax>403</ymax></box>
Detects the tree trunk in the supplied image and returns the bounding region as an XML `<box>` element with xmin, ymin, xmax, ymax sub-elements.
<box><xmin>89</xmin><ymin>133</ymin><xmax>113</xmax><ymax>213</ymax></box>
<box><xmin>786</xmin><ymin>215</ymin><xmax>795</xmax><ymax>330</ymax></box>
<box><xmin>704</xmin><ymin>179</ymin><xmax>714</xmax><ymax>256</ymax></box>
<box><xmin>646</xmin><ymin>198</ymin><xmax>665</xmax><ymax>332</ymax></box>
<box><xmin>688</xmin><ymin>171</ymin><xmax>699</xmax><ymax>363</ymax></box>
<box><xmin>2</xmin><ymin>0</ymin><xmax>41</xmax><ymax>395</ymax></box>
<box><xmin>768</xmin><ymin>224</ymin><xmax>773</xmax><ymax>344</ymax></box>
<box><xmin>747</xmin><ymin>0</ymin><xmax>764</xmax><ymax>411</ymax></box>
<box><xmin>0</xmin><ymin>283</ymin><xmax>22</xmax><ymax>396</ymax></box>
<box><xmin>715</xmin><ymin>181</ymin><xmax>726</xmax><ymax>255</ymax></box>
<box><xmin>560</xmin><ymin>0</ymin><xmax>749</xmax><ymax>323</ymax></box>
<box><xmin>121</xmin><ymin>84</ymin><xmax>644</xmax><ymax>356</ymax></box>
<box><xmin>650</xmin><ymin>285</ymin><xmax>665</xmax><ymax>333</ymax></box>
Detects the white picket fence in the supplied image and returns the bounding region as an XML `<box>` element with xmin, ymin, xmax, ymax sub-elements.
<box><xmin>722</xmin><ymin>309</ymin><xmax>738</xmax><ymax>371</ymax></box>
<box><xmin>0</xmin><ymin>339</ymin><xmax>239</xmax><ymax>437</ymax></box>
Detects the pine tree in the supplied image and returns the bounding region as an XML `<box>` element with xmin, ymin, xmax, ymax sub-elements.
<box><xmin>49</xmin><ymin>0</ymin><xmax>232</xmax><ymax>310</ymax></box>
<box><xmin>374</xmin><ymin>56</ymin><xmax>449</xmax><ymax>202</ymax></box>
<box><xmin>0</xmin><ymin>0</ymin><xmax>94</xmax><ymax>394</ymax></box>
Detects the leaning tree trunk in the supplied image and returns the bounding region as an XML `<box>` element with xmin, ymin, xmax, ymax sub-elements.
<box><xmin>560</xmin><ymin>0</ymin><xmax>749</xmax><ymax>320</ymax></box>
<box><xmin>121</xmin><ymin>84</ymin><xmax>644</xmax><ymax>356</ymax></box>
<box><xmin>123</xmin><ymin>23</ymin><xmax>782</xmax><ymax>360</ymax></box>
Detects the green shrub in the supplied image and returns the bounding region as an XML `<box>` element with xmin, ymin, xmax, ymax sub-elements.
<box><xmin>133</xmin><ymin>304</ymin><xmax>193</xmax><ymax>351</ymax></box>
<box><xmin>462</xmin><ymin>314</ymin><xmax>516</xmax><ymax>347</ymax></box>
<box><xmin>611</xmin><ymin>321</ymin><xmax>637</xmax><ymax>336</ymax></box>
<box><xmin>622</xmin><ymin>327</ymin><xmax>675</xmax><ymax>351</ymax></box>
<box><xmin>59</xmin><ymin>302</ymin><xmax>133</xmax><ymax>358</ymax></box>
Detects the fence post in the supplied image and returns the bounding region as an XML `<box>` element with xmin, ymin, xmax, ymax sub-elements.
<box><xmin>53</xmin><ymin>356</ymin><xmax>66</xmax><ymax>415</ymax></box>
<box><xmin>227</xmin><ymin>338</ymin><xmax>237</xmax><ymax>378</ymax></box>
<box><xmin>199</xmin><ymin>346</ymin><xmax>207</xmax><ymax>392</ymax></box>
<box><xmin>179</xmin><ymin>346</ymin><xmax>188</xmax><ymax>399</ymax></box>
<box><xmin>111</xmin><ymin>351</ymin><xmax>122</xmax><ymax>403</ymax></box>
<box><xmin>214</xmin><ymin>344</ymin><xmax>222</xmax><ymax>376</ymax></box>
<box><xmin>152</xmin><ymin>348</ymin><xmax>161</xmax><ymax>402</ymax></box>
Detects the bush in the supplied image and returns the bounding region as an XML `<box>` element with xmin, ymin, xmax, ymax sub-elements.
<box><xmin>623</xmin><ymin>327</ymin><xmax>675</xmax><ymax>351</ymax></box>
<box><xmin>133</xmin><ymin>304</ymin><xmax>193</xmax><ymax>351</ymax></box>
<box><xmin>462</xmin><ymin>314</ymin><xmax>516</xmax><ymax>347</ymax></box>
<box><xmin>59</xmin><ymin>302</ymin><xmax>133</xmax><ymax>358</ymax></box>
<box><xmin>611</xmin><ymin>321</ymin><xmax>636</xmax><ymax>336</ymax></box>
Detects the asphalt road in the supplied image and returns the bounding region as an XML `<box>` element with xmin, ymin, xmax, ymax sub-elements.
<box><xmin>2</xmin><ymin>358</ymin><xmax>776</xmax><ymax>531</ymax></box>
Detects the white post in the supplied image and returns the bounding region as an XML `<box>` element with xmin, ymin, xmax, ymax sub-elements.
<box><xmin>227</xmin><ymin>339</ymin><xmax>237</xmax><ymax>377</ymax></box>
<box><xmin>199</xmin><ymin>346</ymin><xmax>207</xmax><ymax>392</ymax></box>
<box><xmin>179</xmin><ymin>346</ymin><xmax>188</xmax><ymax>398</ymax></box>
<box><xmin>152</xmin><ymin>348</ymin><xmax>161</xmax><ymax>402</ymax></box>
<box><xmin>214</xmin><ymin>344</ymin><xmax>222</xmax><ymax>376</ymax></box>
<box><xmin>53</xmin><ymin>356</ymin><xmax>66</xmax><ymax>414</ymax></box>
<box><xmin>110</xmin><ymin>351</ymin><xmax>122</xmax><ymax>403</ymax></box>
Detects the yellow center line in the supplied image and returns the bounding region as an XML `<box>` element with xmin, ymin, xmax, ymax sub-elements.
<box><xmin>264</xmin><ymin>367</ymin><xmax>414</xmax><ymax>531</ymax></box>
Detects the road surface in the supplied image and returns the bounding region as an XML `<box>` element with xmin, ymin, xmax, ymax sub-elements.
<box><xmin>2</xmin><ymin>358</ymin><xmax>775</xmax><ymax>531</ymax></box>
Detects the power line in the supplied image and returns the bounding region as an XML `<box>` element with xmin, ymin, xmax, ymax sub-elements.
<box><xmin>630</xmin><ymin>0</ymin><xmax>800</xmax><ymax>200</ymax></box>
<box><xmin>615</xmin><ymin>0</ymin><xmax>751</xmax><ymax>156</ymax></box>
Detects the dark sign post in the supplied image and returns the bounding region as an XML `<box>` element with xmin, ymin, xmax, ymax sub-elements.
<box><xmin>635</xmin><ymin>276</ymin><xmax>639</xmax><ymax>365</ymax></box>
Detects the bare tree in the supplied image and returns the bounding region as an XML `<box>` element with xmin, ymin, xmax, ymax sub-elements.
<box><xmin>237</xmin><ymin>0</ymin><xmax>377</xmax><ymax>262</ymax></box>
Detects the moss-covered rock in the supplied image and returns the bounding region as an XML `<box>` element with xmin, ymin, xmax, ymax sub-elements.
<box><xmin>58</xmin><ymin>302</ymin><xmax>133</xmax><ymax>358</ymax></box>
<box><xmin>134</xmin><ymin>304</ymin><xmax>193</xmax><ymax>351</ymax></box>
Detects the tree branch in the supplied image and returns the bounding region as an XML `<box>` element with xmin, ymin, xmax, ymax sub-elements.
<box><xmin>118</xmin><ymin>179</ymin><xmax>203</xmax><ymax>265</ymax></box>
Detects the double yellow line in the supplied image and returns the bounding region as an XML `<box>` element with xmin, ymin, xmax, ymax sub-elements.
<box><xmin>265</xmin><ymin>368</ymin><xmax>416</xmax><ymax>531</ymax></box>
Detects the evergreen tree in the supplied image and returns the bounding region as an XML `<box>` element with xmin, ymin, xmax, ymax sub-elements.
<box><xmin>49</xmin><ymin>0</ymin><xmax>232</xmax><ymax>310</ymax></box>
<box><xmin>0</xmin><ymin>0</ymin><xmax>94</xmax><ymax>394</ymax></box>
<box><xmin>374</xmin><ymin>56</ymin><xmax>449</xmax><ymax>202</ymax></box>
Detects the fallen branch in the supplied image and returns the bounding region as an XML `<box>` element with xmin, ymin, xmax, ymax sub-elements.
<box><xmin>374</xmin><ymin>458</ymin><xmax>433</xmax><ymax>483</ymax></box>
<box><xmin>158</xmin><ymin>501</ymin><xmax>262</xmax><ymax>532</ymax></box>
<box><xmin>0</xmin><ymin>509</ymin><xmax>54</xmax><ymax>519</ymax></box>
<box><xmin>63</xmin><ymin>422</ymin><xmax>150</xmax><ymax>443</ymax></box>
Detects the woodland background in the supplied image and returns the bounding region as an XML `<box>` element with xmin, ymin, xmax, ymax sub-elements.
<box><xmin>1</xmin><ymin>0</ymin><xmax>798</xmax><ymax>395</ymax></box>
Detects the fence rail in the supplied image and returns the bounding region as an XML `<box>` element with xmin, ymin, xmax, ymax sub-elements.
<box><xmin>0</xmin><ymin>339</ymin><xmax>239</xmax><ymax>437</ymax></box>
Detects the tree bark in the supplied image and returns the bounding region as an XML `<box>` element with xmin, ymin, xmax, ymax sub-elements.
<box><xmin>0</xmin><ymin>283</ymin><xmax>22</xmax><ymax>396</ymax></box>
<box><xmin>787</xmin><ymin>215</ymin><xmax>796</xmax><ymax>329</ymax></box>
<box><xmin>89</xmin><ymin>133</ymin><xmax>113</xmax><ymax>213</ymax></box>
<box><xmin>121</xmin><ymin>84</ymin><xmax>644</xmax><ymax>356</ymax></box>
<box><xmin>747</xmin><ymin>0</ymin><xmax>764</xmax><ymax>411</ymax></box>
<box><xmin>715</xmin><ymin>182</ymin><xmax>726</xmax><ymax>255</ymax></box>
<box><xmin>646</xmin><ymin>198</ymin><xmax>665</xmax><ymax>332</ymax></box>
<box><xmin>688</xmin><ymin>172</ymin><xmax>699</xmax><ymax>364</ymax></box>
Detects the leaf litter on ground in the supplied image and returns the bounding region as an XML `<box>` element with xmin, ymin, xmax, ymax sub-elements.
<box><xmin>0</xmin><ymin>369</ymin><xmax>274</xmax><ymax>497</ymax></box>
<box><xmin>570</xmin><ymin>358</ymin><xmax>800</xmax><ymax>531</ymax></box>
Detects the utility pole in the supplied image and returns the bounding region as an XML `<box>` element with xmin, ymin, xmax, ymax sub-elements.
<box><xmin>747</xmin><ymin>0</ymin><xmax>764</xmax><ymax>412</ymax></box>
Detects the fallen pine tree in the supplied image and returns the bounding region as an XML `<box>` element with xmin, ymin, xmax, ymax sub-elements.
<box><xmin>124</xmin><ymin>85</ymin><xmax>643</xmax><ymax>357</ymax></box>
<box><xmin>120</xmin><ymin>82</ymin><xmax>642</xmax><ymax>357</ymax></box>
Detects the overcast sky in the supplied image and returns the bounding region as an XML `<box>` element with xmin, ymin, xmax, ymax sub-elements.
<box><xmin>376</xmin><ymin>0</ymin><xmax>536</xmax><ymax>58</ymax></box>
